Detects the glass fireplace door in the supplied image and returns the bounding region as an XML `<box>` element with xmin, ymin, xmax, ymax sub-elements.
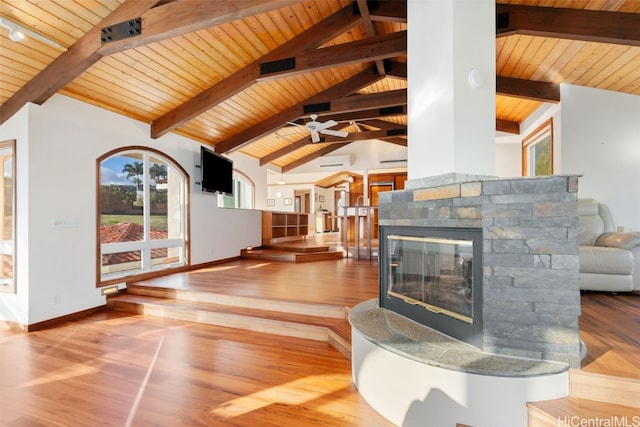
<box><xmin>387</xmin><ymin>235</ymin><xmax>474</xmax><ymax>324</ymax></box>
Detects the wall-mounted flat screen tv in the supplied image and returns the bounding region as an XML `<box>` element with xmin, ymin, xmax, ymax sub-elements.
<box><xmin>201</xmin><ymin>146</ymin><xmax>233</xmax><ymax>195</ymax></box>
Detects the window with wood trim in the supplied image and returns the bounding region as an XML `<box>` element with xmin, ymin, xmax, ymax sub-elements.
<box><xmin>0</xmin><ymin>140</ymin><xmax>15</xmax><ymax>294</ymax></box>
<box><xmin>522</xmin><ymin>118</ymin><xmax>553</xmax><ymax>176</ymax></box>
<box><xmin>97</xmin><ymin>147</ymin><xmax>189</xmax><ymax>286</ymax></box>
<box><xmin>219</xmin><ymin>171</ymin><xmax>254</xmax><ymax>209</ymax></box>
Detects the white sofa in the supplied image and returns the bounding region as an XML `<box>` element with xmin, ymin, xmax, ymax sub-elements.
<box><xmin>578</xmin><ymin>198</ymin><xmax>640</xmax><ymax>292</ymax></box>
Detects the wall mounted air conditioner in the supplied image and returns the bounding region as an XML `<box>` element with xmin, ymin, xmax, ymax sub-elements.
<box><xmin>379</xmin><ymin>151</ymin><xmax>407</xmax><ymax>164</ymax></box>
<box><xmin>318</xmin><ymin>155</ymin><xmax>350</xmax><ymax>168</ymax></box>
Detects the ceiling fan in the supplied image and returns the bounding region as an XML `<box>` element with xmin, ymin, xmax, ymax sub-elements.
<box><xmin>288</xmin><ymin>114</ymin><xmax>348</xmax><ymax>143</ymax></box>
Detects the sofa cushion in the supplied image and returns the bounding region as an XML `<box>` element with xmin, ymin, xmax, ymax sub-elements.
<box><xmin>579</xmin><ymin>245</ymin><xmax>634</xmax><ymax>275</ymax></box>
<box><xmin>578</xmin><ymin>199</ymin><xmax>605</xmax><ymax>246</ymax></box>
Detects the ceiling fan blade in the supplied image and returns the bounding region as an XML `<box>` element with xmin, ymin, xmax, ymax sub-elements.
<box><xmin>286</xmin><ymin>121</ymin><xmax>305</xmax><ymax>128</ymax></box>
<box><xmin>320</xmin><ymin>129</ymin><xmax>348</xmax><ymax>138</ymax></box>
<box><xmin>317</xmin><ymin>119</ymin><xmax>338</xmax><ymax>130</ymax></box>
<box><xmin>310</xmin><ymin>130</ymin><xmax>320</xmax><ymax>143</ymax></box>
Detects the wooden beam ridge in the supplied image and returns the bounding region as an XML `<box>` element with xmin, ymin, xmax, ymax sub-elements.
<box><xmin>256</xmin><ymin>30</ymin><xmax>407</xmax><ymax>81</ymax></box>
<box><xmin>497</xmin><ymin>76</ymin><xmax>560</xmax><ymax>103</ymax></box>
<box><xmin>150</xmin><ymin>3</ymin><xmax>363</xmax><ymax>139</ymax></box>
<box><xmin>496</xmin><ymin>4</ymin><xmax>640</xmax><ymax>46</ymax></box>
<box><xmin>0</xmin><ymin>0</ymin><xmax>160</xmax><ymax>125</ymax></box>
<box><xmin>98</xmin><ymin>0</ymin><xmax>307</xmax><ymax>55</ymax></box>
<box><xmin>282</xmin><ymin>142</ymin><xmax>351</xmax><ymax>172</ymax></box>
<box><xmin>496</xmin><ymin>118</ymin><xmax>520</xmax><ymax>135</ymax></box>
<box><xmin>214</xmin><ymin>70</ymin><xmax>383</xmax><ymax>153</ymax></box>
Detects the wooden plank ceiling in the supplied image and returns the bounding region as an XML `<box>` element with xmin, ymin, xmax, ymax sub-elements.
<box><xmin>1</xmin><ymin>0</ymin><xmax>638</xmax><ymax>171</ymax></box>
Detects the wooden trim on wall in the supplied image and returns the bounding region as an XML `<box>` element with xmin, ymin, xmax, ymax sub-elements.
<box><xmin>522</xmin><ymin>118</ymin><xmax>553</xmax><ymax>176</ymax></box>
<box><xmin>25</xmin><ymin>305</ymin><xmax>107</xmax><ymax>332</ymax></box>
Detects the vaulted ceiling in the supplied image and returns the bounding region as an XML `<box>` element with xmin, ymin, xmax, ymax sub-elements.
<box><xmin>1</xmin><ymin>0</ymin><xmax>638</xmax><ymax>172</ymax></box>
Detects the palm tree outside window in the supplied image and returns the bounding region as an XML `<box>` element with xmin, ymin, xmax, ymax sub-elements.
<box><xmin>97</xmin><ymin>147</ymin><xmax>189</xmax><ymax>286</ymax></box>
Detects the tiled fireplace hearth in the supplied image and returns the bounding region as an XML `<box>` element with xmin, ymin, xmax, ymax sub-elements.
<box><xmin>377</xmin><ymin>173</ymin><xmax>582</xmax><ymax>367</ymax></box>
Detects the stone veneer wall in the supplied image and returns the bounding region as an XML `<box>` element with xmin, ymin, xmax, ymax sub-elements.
<box><xmin>377</xmin><ymin>173</ymin><xmax>582</xmax><ymax>367</ymax></box>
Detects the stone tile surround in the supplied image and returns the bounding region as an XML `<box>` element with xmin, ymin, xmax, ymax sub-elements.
<box><xmin>377</xmin><ymin>173</ymin><xmax>582</xmax><ymax>367</ymax></box>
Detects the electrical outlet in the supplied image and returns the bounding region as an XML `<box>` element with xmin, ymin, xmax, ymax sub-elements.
<box><xmin>617</xmin><ymin>226</ymin><xmax>625</xmax><ymax>232</ymax></box>
<box><xmin>51</xmin><ymin>217</ymin><xmax>78</xmax><ymax>228</ymax></box>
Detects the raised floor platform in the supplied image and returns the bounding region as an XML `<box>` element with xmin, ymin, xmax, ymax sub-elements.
<box><xmin>240</xmin><ymin>244</ymin><xmax>344</xmax><ymax>262</ymax></box>
<box><xmin>349</xmin><ymin>299</ymin><xmax>570</xmax><ymax>427</ymax></box>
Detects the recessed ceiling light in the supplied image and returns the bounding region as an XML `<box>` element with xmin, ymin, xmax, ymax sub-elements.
<box><xmin>9</xmin><ymin>29</ymin><xmax>24</xmax><ymax>42</ymax></box>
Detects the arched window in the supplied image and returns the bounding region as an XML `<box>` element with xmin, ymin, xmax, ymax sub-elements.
<box><xmin>97</xmin><ymin>147</ymin><xmax>189</xmax><ymax>285</ymax></box>
<box><xmin>220</xmin><ymin>171</ymin><xmax>254</xmax><ymax>209</ymax></box>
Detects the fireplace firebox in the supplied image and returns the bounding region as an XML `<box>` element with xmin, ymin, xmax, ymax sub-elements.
<box><xmin>379</xmin><ymin>226</ymin><xmax>483</xmax><ymax>348</ymax></box>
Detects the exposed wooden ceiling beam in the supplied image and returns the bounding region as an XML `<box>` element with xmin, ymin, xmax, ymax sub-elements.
<box><xmin>257</xmin><ymin>31</ymin><xmax>406</xmax><ymax>81</ymax></box>
<box><xmin>0</xmin><ymin>0</ymin><xmax>160</xmax><ymax>125</ymax></box>
<box><xmin>98</xmin><ymin>0</ymin><xmax>307</xmax><ymax>55</ymax></box>
<box><xmin>282</xmin><ymin>142</ymin><xmax>352</xmax><ymax>172</ymax></box>
<box><xmin>496</xmin><ymin>119</ymin><xmax>520</xmax><ymax>135</ymax></box>
<box><xmin>215</xmin><ymin>70</ymin><xmax>384</xmax><ymax>154</ymax></box>
<box><xmin>496</xmin><ymin>4</ymin><xmax>640</xmax><ymax>46</ymax></box>
<box><xmin>369</xmin><ymin>0</ymin><xmax>407</xmax><ymax>23</ymax></box>
<box><xmin>385</xmin><ymin>61</ymin><xmax>407</xmax><ymax>79</ymax></box>
<box><xmin>361</xmin><ymin>118</ymin><xmax>405</xmax><ymax>130</ymax></box>
<box><xmin>497</xmin><ymin>76</ymin><xmax>560</xmax><ymax>103</ymax></box>
<box><xmin>379</xmin><ymin>137</ymin><xmax>408</xmax><ymax>147</ymax></box>
<box><xmin>0</xmin><ymin>0</ymin><xmax>306</xmax><ymax>126</ymax></box>
<box><xmin>308</xmin><ymin>88</ymin><xmax>406</xmax><ymax>117</ymax></box>
<box><xmin>324</xmin><ymin>106</ymin><xmax>407</xmax><ymax>123</ymax></box>
<box><xmin>357</xmin><ymin>0</ymin><xmax>387</xmax><ymax>76</ymax></box>
<box><xmin>260</xmin><ymin>136</ymin><xmax>319</xmax><ymax>166</ymax></box>
<box><xmin>151</xmin><ymin>3</ymin><xmax>362</xmax><ymax>139</ymax></box>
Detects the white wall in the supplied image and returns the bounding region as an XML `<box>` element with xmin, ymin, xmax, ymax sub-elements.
<box><xmin>561</xmin><ymin>85</ymin><xmax>640</xmax><ymax>231</ymax></box>
<box><xmin>0</xmin><ymin>95</ymin><xmax>262</xmax><ymax>325</ymax></box>
<box><xmin>0</xmin><ymin>106</ymin><xmax>30</xmax><ymax>325</ymax></box>
<box><xmin>492</xmin><ymin>86</ymin><xmax>639</xmax><ymax>231</ymax></box>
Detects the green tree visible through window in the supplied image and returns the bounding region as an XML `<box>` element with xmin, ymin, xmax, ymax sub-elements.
<box><xmin>98</xmin><ymin>148</ymin><xmax>189</xmax><ymax>286</ymax></box>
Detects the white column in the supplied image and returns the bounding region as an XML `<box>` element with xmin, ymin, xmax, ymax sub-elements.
<box><xmin>407</xmin><ymin>0</ymin><xmax>496</xmax><ymax>180</ymax></box>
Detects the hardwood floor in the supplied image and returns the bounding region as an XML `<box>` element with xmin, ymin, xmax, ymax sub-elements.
<box><xmin>578</xmin><ymin>290</ymin><xmax>640</xmax><ymax>380</ymax></box>
<box><xmin>1</xmin><ymin>257</ymin><xmax>639</xmax><ymax>426</ymax></box>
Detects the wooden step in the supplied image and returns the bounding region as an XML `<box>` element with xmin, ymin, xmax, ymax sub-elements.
<box><xmin>125</xmin><ymin>284</ymin><xmax>347</xmax><ymax>319</ymax></box>
<box><xmin>569</xmin><ymin>369</ymin><xmax>640</xmax><ymax>408</ymax></box>
<box><xmin>267</xmin><ymin>243</ymin><xmax>332</xmax><ymax>253</ymax></box>
<box><xmin>240</xmin><ymin>247</ymin><xmax>343</xmax><ymax>262</ymax></box>
<box><xmin>107</xmin><ymin>293</ymin><xmax>351</xmax><ymax>358</ymax></box>
<box><xmin>527</xmin><ymin>370</ymin><xmax>640</xmax><ymax>426</ymax></box>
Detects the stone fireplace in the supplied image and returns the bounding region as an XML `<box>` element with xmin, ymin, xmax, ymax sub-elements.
<box><xmin>379</xmin><ymin>225</ymin><xmax>484</xmax><ymax>348</ymax></box>
<box><xmin>377</xmin><ymin>173</ymin><xmax>582</xmax><ymax>367</ymax></box>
